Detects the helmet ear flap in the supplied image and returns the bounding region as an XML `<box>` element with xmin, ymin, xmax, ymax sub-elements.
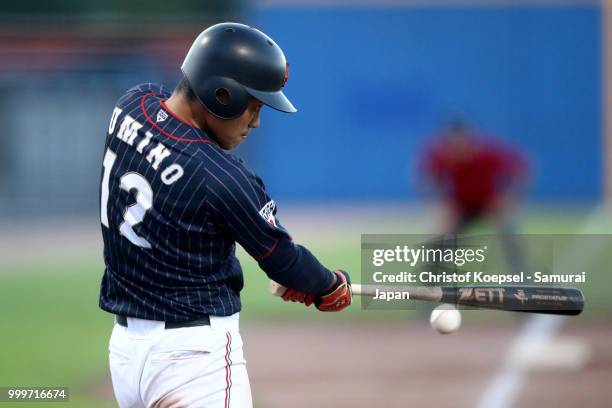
<box><xmin>198</xmin><ymin>76</ymin><xmax>250</xmax><ymax>119</ymax></box>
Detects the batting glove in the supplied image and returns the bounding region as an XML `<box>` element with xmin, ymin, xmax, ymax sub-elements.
<box><xmin>281</xmin><ymin>288</ymin><xmax>315</xmax><ymax>307</ymax></box>
<box><xmin>314</xmin><ymin>269</ymin><xmax>352</xmax><ymax>312</ymax></box>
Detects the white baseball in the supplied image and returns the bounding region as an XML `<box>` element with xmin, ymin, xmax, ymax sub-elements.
<box><xmin>430</xmin><ymin>304</ymin><xmax>462</xmax><ymax>334</ymax></box>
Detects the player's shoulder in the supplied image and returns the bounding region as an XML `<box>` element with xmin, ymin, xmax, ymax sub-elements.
<box><xmin>194</xmin><ymin>145</ymin><xmax>266</xmax><ymax>190</ymax></box>
<box><xmin>116</xmin><ymin>83</ymin><xmax>170</xmax><ymax>108</ymax></box>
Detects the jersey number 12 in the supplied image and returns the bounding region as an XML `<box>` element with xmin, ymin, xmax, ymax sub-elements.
<box><xmin>100</xmin><ymin>148</ymin><xmax>153</xmax><ymax>249</ymax></box>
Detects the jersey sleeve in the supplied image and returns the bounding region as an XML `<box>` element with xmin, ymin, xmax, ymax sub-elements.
<box><xmin>205</xmin><ymin>163</ymin><xmax>333</xmax><ymax>294</ymax></box>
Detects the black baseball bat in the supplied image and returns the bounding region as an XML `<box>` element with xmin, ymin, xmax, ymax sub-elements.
<box><xmin>354</xmin><ymin>284</ymin><xmax>584</xmax><ymax>315</ymax></box>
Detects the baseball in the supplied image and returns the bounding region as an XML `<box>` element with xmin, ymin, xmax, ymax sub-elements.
<box><xmin>430</xmin><ymin>304</ymin><xmax>462</xmax><ymax>334</ymax></box>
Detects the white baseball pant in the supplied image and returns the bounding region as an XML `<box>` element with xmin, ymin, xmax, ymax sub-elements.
<box><xmin>108</xmin><ymin>313</ymin><xmax>252</xmax><ymax>408</ymax></box>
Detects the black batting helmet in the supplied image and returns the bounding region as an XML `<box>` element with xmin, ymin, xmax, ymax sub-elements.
<box><xmin>181</xmin><ymin>22</ymin><xmax>296</xmax><ymax>119</ymax></box>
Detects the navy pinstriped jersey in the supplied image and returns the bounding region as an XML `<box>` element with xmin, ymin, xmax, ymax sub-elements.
<box><xmin>99</xmin><ymin>83</ymin><xmax>333</xmax><ymax>321</ymax></box>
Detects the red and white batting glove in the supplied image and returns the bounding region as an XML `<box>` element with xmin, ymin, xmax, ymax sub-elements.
<box><xmin>281</xmin><ymin>288</ymin><xmax>315</xmax><ymax>307</ymax></box>
<box><xmin>314</xmin><ymin>270</ymin><xmax>352</xmax><ymax>312</ymax></box>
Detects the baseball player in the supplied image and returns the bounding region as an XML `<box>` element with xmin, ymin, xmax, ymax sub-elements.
<box><xmin>98</xmin><ymin>22</ymin><xmax>352</xmax><ymax>408</ymax></box>
<box><xmin>420</xmin><ymin>118</ymin><xmax>528</xmax><ymax>273</ymax></box>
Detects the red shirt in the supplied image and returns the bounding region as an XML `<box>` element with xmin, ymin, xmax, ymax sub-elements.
<box><xmin>423</xmin><ymin>136</ymin><xmax>526</xmax><ymax>215</ymax></box>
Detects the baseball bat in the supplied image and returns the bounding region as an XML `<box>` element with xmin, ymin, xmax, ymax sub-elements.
<box><xmin>269</xmin><ymin>281</ymin><xmax>584</xmax><ymax>315</ymax></box>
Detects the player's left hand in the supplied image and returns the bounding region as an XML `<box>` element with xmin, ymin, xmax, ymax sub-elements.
<box><xmin>281</xmin><ymin>288</ymin><xmax>315</xmax><ymax>306</ymax></box>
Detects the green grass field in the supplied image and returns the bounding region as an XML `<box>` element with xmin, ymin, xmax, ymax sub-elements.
<box><xmin>1</xmin><ymin>208</ymin><xmax>610</xmax><ymax>407</ymax></box>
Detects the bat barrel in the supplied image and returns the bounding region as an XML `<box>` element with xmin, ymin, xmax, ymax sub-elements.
<box><xmin>441</xmin><ymin>286</ymin><xmax>584</xmax><ymax>315</ymax></box>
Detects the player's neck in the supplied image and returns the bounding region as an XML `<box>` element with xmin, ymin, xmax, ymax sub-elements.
<box><xmin>165</xmin><ymin>93</ymin><xmax>206</xmax><ymax>131</ymax></box>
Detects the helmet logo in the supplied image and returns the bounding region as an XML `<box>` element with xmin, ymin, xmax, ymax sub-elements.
<box><xmin>282</xmin><ymin>62</ymin><xmax>289</xmax><ymax>88</ymax></box>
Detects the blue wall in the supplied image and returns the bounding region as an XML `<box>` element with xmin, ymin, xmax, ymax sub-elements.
<box><xmin>246</xmin><ymin>6</ymin><xmax>601</xmax><ymax>202</ymax></box>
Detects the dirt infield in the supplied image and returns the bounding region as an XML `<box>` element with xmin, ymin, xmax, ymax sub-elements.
<box><xmin>242</xmin><ymin>320</ymin><xmax>611</xmax><ymax>408</ymax></box>
<box><xmin>516</xmin><ymin>323</ymin><xmax>612</xmax><ymax>408</ymax></box>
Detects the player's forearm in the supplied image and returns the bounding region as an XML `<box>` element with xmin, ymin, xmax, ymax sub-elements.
<box><xmin>257</xmin><ymin>239</ymin><xmax>334</xmax><ymax>294</ymax></box>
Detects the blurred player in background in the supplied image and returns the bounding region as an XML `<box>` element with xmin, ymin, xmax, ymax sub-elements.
<box><xmin>419</xmin><ymin>118</ymin><xmax>528</xmax><ymax>273</ymax></box>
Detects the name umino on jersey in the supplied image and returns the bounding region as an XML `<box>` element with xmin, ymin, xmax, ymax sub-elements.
<box><xmin>108</xmin><ymin>107</ymin><xmax>184</xmax><ymax>186</ymax></box>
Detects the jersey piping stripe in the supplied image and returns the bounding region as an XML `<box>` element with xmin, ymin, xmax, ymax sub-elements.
<box><xmin>141</xmin><ymin>92</ymin><xmax>213</xmax><ymax>144</ymax></box>
<box><xmin>224</xmin><ymin>332</ymin><xmax>233</xmax><ymax>408</ymax></box>
<box><xmin>252</xmin><ymin>239</ymin><xmax>279</xmax><ymax>260</ymax></box>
